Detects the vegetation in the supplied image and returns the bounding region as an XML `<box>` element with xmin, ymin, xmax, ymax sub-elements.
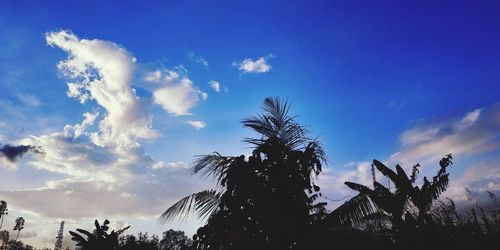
<box><xmin>1</xmin><ymin>97</ymin><xmax>499</xmax><ymax>250</ymax></box>
<box><xmin>0</xmin><ymin>201</ymin><xmax>7</xmax><ymax>230</ymax></box>
<box><xmin>160</xmin><ymin>97</ymin><xmax>326</xmax><ymax>250</ymax></box>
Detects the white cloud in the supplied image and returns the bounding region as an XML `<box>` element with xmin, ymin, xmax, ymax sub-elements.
<box><xmin>145</xmin><ymin>69</ymin><xmax>207</xmax><ymax>116</ymax></box>
<box><xmin>0</xmin><ymin>30</ymin><xmax>220</xmax><ymax>248</ymax></box>
<box><xmin>208</xmin><ymin>80</ymin><xmax>221</xmax><ymax>92</ymax></box>
<box><xmin>63</xmin><ymin>112</ymin><xmax>99</xmax><ymax>138</ymax></box>
<box><xmin>186</xmin><ymin>120</ymin><xmax>206</xmax><ymax>129</ymax></box>
<box><xmin>152</xmin><ymin>161</ymin><xmax>189</xmax><ymax>169</ymax></box>
<box><xmin>46</xmin><ymin>30</ymin><xmax>158</xmax><ymax>151</ymax></box>
<box><xmin>234</xmin><ymin>54</ymin><xmax>273</xmax><ymax>73</ymax></box>
<box><xmin>390</xmin><ymin>103</ymin><xmax>499</xmax><ymax>167</ymax></box>
<box><xmin>316</xmin><ymin>161</ymin><xmax>373</xmax><ymax>208</ymax></box>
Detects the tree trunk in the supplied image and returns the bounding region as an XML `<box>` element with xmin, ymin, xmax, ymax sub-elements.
<box><xmin>0</xmin><ymin>216</ymin><xmax>3</xmax><ymax>230</ymax></box>
<box><xmin>15</xmin><ymin>230</ymin><xmax>20</xmax><ymax>241</ymax></box>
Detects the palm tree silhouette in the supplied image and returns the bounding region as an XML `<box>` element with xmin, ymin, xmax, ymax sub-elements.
<box><xmin>13</xmin><ymin>217</ymin><xmax>24</xmax><ymax>241</ymax></box>
<box><xmin>160</xmin><ymin>97</ymin><xmax>326</xmax><ymax>250</ymax></box>
<box><xmin>0</xmin><ymin>201</ymin><xmax>7</xmax><ymax>230</ymax></box>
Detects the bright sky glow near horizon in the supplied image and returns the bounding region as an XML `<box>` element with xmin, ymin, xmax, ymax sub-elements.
<box><xmin>0</xmin><ymin>1</ymin><xmax>499</xmax><ymax>248</ymax></box>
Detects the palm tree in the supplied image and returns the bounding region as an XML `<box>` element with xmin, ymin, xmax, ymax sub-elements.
<box><xmin>160</xmin><ymin>97</ymin><xmax>326</xmax><ymax>250</ymax></box>
<box><xmin>0</xmin><ymin>201</ymin><xmax>7</xmax><ymax>230</ymax></box>
<box><xmin>13</xmin><ymin>217</ymin><xmax>24</xmax><ymax>241</ymax></box>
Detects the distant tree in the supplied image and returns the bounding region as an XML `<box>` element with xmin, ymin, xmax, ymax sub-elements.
<box><xmin>159</xmin><ymin>229</ymin><xmax>191</xmax><ymax>250</ymax></box>
<box><xmin>119</xmin><ymin>231</ymin><xmax>163</xmax><ymax>250</ymax></box>
<box><xmin>0</xmin><ymin>201</ymin><xmax>7</xmax><ymax>230</ymax></box>
<box><xmin>69</xmin><ymin>219</ymin><xmax>130</xmax><ymax>250</ymax></box>
<box><xmin>160</xmin><ymin>97</ymin><xmax>326</xmax><ymax>250</ymax></box>
<box><xmin>13</xmin><ymin>217</ymin><xmax>25</xmax><ymax>241</ymax></box>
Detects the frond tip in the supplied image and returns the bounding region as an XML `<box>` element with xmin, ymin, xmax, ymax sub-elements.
<box><xmin>158</xmin><ymin>189</ymin><xmax>222</xmax><ymax>224</ymax></box>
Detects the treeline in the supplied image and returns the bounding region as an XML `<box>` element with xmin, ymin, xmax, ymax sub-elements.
<box><xmin>69</xmin><ymin>220</ymin><xmax>192</xmax><ymax>250</ymax></box>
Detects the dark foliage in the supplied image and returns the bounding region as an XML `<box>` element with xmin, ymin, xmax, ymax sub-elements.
<box><xmin>69</xmin><ymin>219</ymin><xmax>130</xmax><ymax>250</ymax></box>
<box><xmin>161</xmin><ymin>97</ymin><xmax>326</xmax><ymax>250</ymax></box>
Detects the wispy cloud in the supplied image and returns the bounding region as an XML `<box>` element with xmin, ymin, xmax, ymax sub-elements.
<box><xmin>17</xmin><ymin>93</ymin><xmax>41</xmax><ymax>107</ymax></box>
<box><xmin>389</xmin><ymin>104</ymin><xmax>499</xmax><ymax>166</ymax></box>
<box><xmin>234</xmin><ymin>54</ymin><xmax>274</xmax><ymax>74</ymax></box>
<box><xmin>187</xmin><ymin>51</ymin><xmax>208</xmax><ymax>67</ymax></box>
<box><xmin>186</xmin><ymin>120</ymin><xmax>206</xmax><ymax>129</ymax></box>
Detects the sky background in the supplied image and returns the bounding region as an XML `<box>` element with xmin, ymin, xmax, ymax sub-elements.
<box><xmin>0</xmin><ymin>0</ymin><xmax>499</xmax><ymax>248</ymax></box>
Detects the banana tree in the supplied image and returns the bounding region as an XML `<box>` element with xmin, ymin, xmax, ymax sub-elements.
<box><xmin>335</xmin><ymin>155</ymin><xmax>453</xmax><ymax>230</ymax></box>
<box><xmin>69</xmin><ymin>219</ymin><xmax>130</xmax><ymax>250</ymax></box>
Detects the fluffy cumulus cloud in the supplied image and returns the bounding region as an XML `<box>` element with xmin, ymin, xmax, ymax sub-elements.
<box><xmin>0</xmin><ymin>30</ymin><xmax>215</xmax><ymax>247</ymax></box>
<box><xmin>46</xmin><ymin>30</ymin><xmax>158</xmax><ymax>151</ymax></box>
<box><xmin>234</xmin><ymin>54</ymin><xmax>274</xmax><ymax>73</ymax></box>
<box><xmin>145</xmin><ymin>69</ymin><xmax>208</xmax><ymax>116</ymax></box>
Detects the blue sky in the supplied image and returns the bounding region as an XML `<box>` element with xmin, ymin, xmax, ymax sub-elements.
<box><xmin>0</xmin><ymin>1</ymin><xmax>499</xmax><ymax>248</ymax></box>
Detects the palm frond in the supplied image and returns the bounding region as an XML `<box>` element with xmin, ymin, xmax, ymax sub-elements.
<box><xmin>242</xmin><ymin>97</ymin><xmax>309</xmax><ymax>150</ymax></box>
<box><xmin>192</xmin><ymin>153</ymin><xmax>238</xmax><ymax>185</ymax></box>
<box><xmin>329</xmin><ymin>194</ymin><xmax>380</xmax><ymax>226</ymax></box>
<box><xmin>158</xmin><ymin>189</ymin><xmax>222</xmax><ymax>224</ymax></box>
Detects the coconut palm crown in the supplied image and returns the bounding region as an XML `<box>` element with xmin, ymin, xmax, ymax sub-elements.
<box><xmin>159</xmin><ymin>97</ymin><xmax>326</xmax><ymax>250</ymax></box>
